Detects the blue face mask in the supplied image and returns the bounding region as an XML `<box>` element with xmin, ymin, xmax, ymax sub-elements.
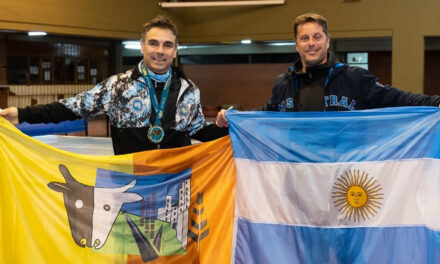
<box><xmin>147</xmin><ymin>69</ymin><xmax>171</xmax><ymax>82</ymax></box>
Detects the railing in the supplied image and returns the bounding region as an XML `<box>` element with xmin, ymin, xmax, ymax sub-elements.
<box><xmin>2</xmin><ymin>84</ymin><xmax>94</xmax><ymax>108</ymax></box>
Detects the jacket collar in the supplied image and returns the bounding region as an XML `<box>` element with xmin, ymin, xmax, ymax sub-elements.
<box><xmin>290</xmin><ymin>52</ymin><xmax>343</xmax><ymax>75</ymax></box>
<box><xmin>130</xmin><ymin>61</ymin><xmax>194</xmax><ymax>102</ymax></box>
<box><xmin>130</xmin><ymin>61</ymin><xmax>188</xmax><ymax>83</ymax></box>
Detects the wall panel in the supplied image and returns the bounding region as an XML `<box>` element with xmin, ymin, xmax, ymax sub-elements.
<box><xmin>182</xmin><ymin>63</ymin><xmax>290</xmax><ymax>110</ymax></box>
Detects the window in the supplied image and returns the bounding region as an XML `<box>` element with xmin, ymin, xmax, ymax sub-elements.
<box><xmin>346</xmin><ymin>52</ymin><xmax>368</xmax><ymax>70</ymax></box>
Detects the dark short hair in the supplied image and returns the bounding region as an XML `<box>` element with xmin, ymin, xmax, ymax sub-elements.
<box><xmin>293</xmin><ymin>13</ymin><xmax>329</xmax><ymax>40</ymax></box>
<box><xmin>141</xmin><ymin>15</ymin><xmax>178</xmax><ymax>42</ymax></box>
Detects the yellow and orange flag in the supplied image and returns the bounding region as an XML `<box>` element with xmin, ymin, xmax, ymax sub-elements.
<box><xmin>0</xmin><ymin>117</ymin><xmax>235</xmax><ymax>264</ymax></box>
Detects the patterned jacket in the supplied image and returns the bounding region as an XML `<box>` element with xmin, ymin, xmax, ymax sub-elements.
<box><xmin>19</xmin><ymin>62</ymin><xmax>226</xmax><ymax>154</ymax></box>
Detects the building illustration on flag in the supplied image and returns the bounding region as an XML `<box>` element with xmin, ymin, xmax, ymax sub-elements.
<box><xmin>0</xmin><ymin>116</ymin><xmax>235</xmax><ymax>264</ymax></box>
<box><xmin>47</xmin><ymin>164</ymin><xmax>196</xmax><ymax>262</ymax></box>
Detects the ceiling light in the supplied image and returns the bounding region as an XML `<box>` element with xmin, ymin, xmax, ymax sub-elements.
<box><xmin>159</xmin><ymin>0</ymin><xmax>285</xmax><ymax>8</ymax></box>
<box><xmin>28</xmin><ymin>31</ymin><xmax>47</xmax><ymax>36</ymax></box>
<box><xmin>241</xmin><ymin>39</ymin><xmax>252</xmax><ymax>44</ymax></box>
<box><xmin>268</xmin><ymin>42</ymin><xmax>295</xmax><ymax>46</ymax></box>
<box><xmin>123</xmin><ymin>41</ymin><xmax>141</xmax><ymax>50</ymax></box>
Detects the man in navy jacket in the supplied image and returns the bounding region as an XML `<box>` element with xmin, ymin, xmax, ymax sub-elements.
<box><xmin>216</xmin><ymin>13</ymin><xmax>440</xmax><ymax>126</ymax></box>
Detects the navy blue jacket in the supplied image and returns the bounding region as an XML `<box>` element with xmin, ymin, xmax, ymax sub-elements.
<box><xmin>260</xmin><ymin>53</ymin><xmax>440</xmax><ymax>112</ymax></box>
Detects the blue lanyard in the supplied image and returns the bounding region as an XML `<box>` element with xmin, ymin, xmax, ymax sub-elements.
<box><xmin>141</xmin><ymin>65</ymin><xmax>172</xmax><ymax>126</ymax></box>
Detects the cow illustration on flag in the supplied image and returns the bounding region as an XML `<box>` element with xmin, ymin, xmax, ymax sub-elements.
<box><xmin>227</xmin><ymin>107</ymin><xmax>440</xmax><ymax>264</ymax></box>
<box><xmin>0</xmin><ymin>117</ymin><xmax>235</xmax><ymax>264</ymax></box>
<box><xmin>47</xmin><ymin>164</ymin><xmax>194</xmax><ymax>261</ymax></box>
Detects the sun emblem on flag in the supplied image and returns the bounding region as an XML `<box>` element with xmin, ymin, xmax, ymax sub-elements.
<box><xmin>332</xmin><ymin>170</ymin><xmax>384</xmax><ymax>222</ymax></box>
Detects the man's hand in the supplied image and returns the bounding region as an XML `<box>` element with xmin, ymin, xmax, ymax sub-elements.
<box><xmin>0</xmin><ymin>107</ymin><xmax>19</xmax><ymax>125</ymax></box>
<box><xmin>215</xmin><ymin>109</ymin><xmax>229</xmax><ymax>128</ymax></box>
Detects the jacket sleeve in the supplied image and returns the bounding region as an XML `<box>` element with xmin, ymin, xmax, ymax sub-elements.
<box><xmin>183</xmin><ymin>82</ymin><xmax>229</xmax><ymax>141</ymax></box>
<box><xmin>183</xmin><ymin>86</ymin><xmax>206</xmax><ymax>136</ymax></box>
<box><xmin>59</xmin><ymin>78</ymin><xmax>112</xmax><ymax>118</ymax></box>
<box><xmin>18</xmin><ymin>102</ymin><xmax>80</xmax><ymax>124</ymax></box>
<box><xmin>362</xmin><ymin>70</ymin><xmax>440</xmax><ymax>107</ymax></box>
<box><xmin>255</xmin><ymin>73</ymin><xmax>289</xmax><ymax>111</ymax></box>
<box><xmin>191</xmin><ymin>123</ymin><xmax>229</xmax><ymax>142</ymax></box>
<box><xmin>18</xmin><ymin>77</ymin><xmax>114</xmax><ymax>124</ymax></box>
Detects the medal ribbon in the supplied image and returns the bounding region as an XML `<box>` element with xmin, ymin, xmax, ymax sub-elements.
<box><xmin>141</xmin><ymin>64</ymin><xmax>172</xmax><ymax>126</ymax></box>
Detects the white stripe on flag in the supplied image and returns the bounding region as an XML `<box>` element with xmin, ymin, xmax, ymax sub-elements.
<box><xmin>235</xmin><ymin>158</ymin><xmax>440</xmax><ymax>229</ymax></box>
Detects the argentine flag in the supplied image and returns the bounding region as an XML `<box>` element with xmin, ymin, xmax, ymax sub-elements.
<box><xmin>228</xmin><ymin>107</ymin><xmax>440</xmax><ymax>264</ymax></box>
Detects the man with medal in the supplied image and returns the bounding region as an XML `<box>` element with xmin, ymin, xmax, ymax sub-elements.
<box><xmin>0</xmin><ymin>15</ymin><xmax>227</xmax><ymax>155</ymax></box>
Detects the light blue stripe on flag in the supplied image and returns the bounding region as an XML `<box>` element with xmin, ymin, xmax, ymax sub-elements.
<box><xmin>235</xmin><ymin>219</ymin><xmax>440</xmax><ymax>264</ymax></box>
<box><xmin>227</xmin><ymin>107</ymin><xmax>440</xmax><ymax>162</ymax></box>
